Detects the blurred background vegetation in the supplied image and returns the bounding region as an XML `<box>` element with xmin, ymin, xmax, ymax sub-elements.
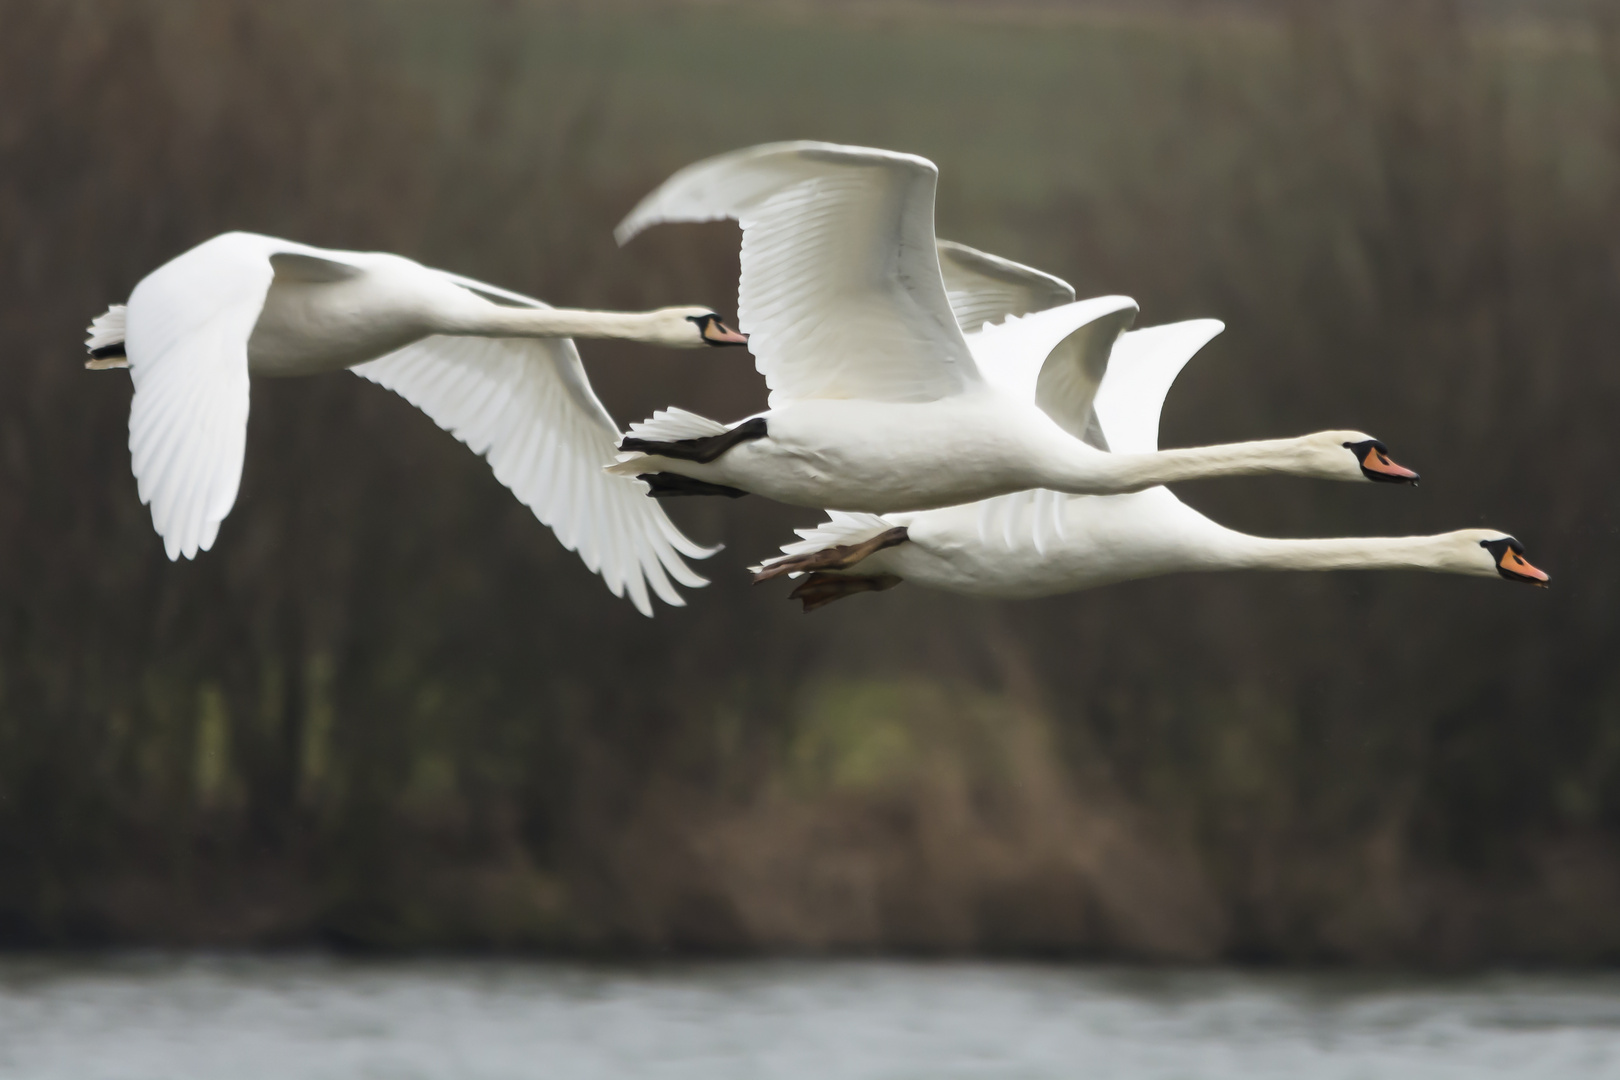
<box><xmin>2</xmin><ymin>0</ymin><xmax>1618</xmax><ymax>964</ymax></box>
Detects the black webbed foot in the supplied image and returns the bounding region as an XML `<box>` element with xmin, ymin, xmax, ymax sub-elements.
<box><xmin>639</xmin><ymin>473</ymin><xmax>750</xmax><ymax>499</ymax></box>
<box><xmin>789</xmin><ymin>572</ymin><xmax>904</xmax><ymax>613</ymax></box>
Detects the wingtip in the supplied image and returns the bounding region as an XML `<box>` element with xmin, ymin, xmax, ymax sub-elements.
<box><xmin>1093</xmin><ymin>294</ymin><xmax>1139</xmax><ymax>318</ymax></box>
<box><xmin>612</xmin><ymin>218</ymin><xmax>642</xmax><ymax>248</ymax></box>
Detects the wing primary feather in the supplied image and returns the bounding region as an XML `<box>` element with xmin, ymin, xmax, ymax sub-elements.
<box><xmin>620</xmin><ymin>141</ymin><xmax>980</xmax><ymax>405</ymax></box>
<box><xmin>352</xmin><ymin>335</ymin><xmax>712</xmax><ymax>614</ymax></box>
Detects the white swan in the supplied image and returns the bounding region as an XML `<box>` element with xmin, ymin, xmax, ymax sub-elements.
<box><xmin>84</xmin><ymin>231</ymin><xmax>746</xmax><ymax>614</ymax></box>
<box><xmin>608</xmin><ymin>142</ymin><xmax>1417</xmax><ymax>514</ymax></box>
<box><xmin>754</xmin><ymin>318</ymin><xmax>1547</xmax><ymax>610</ymax></box>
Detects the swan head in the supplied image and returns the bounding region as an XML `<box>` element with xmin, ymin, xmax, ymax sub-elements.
<box><xmin>1297</xmin><ymin>432</ymin><xmax>1421</xmax><ymax>483</ymax></box>
<box><xmin>1474</xmin><ymin>532</ymin><xmax>1550</xmax><ymax>585</ymax></box>
<box><xmin>1435</xmin><ymin>530</ymin><xmax>1550</xmax><ymax>585</ymax></box>
<box><xmin>650</xmin><ymin>307</ymin><xmax>748</xmax><ymax>349</ymax></box>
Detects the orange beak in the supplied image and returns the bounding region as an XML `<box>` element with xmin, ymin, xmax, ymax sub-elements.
<box><xmin>1498</xmin><ymin>547</ymin><xmax>1550</xmax><ymax>587</ymax></box>
<box><xmin>1361</xmin><ymin>444</ymin><xmax>1420</xmax><ymax>483</ymax></box>
<box><xmin>703</xmin><ymin>319</ymin><xmax>749</xmax><ymax>346</ymax></box>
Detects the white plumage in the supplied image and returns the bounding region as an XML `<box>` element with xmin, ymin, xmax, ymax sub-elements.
<box><xmin>84</xmin><ymin>304</ymin><xmax>128</xmax><ymax>359</ymax></box>
<box><xmin>935</xmin><ymin>238</ymin><xmax>1075</xmax><ymax>334</ymax></box>
<box><xmin>614</xmin><ymin>143</ymin><xmax>1415</xmax><ymax>515</ymax></box>
<box><xmin>757</xmin><ymin>313</ymin><xmax>1546</xmax><ymax>607</ymax></box>
<box><xmin>89</xmin><ymin>231</ymin><xmax>737</xmax><ymax>615</ymax></box>
<box><xmin>622</xmin><ymin>407</ymin><xmax>733</xmax><ymax>443</ymax></box>
<box><xmin>619</xmin><ymin>143</ymin><xmax>977</xmax><ymax>407</ymax></box>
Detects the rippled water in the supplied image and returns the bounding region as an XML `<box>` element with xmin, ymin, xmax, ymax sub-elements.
<box><xmin>2</xmin><ymin>956</ymin><xmax>1620</xmax><ymax>1079</ymax></box>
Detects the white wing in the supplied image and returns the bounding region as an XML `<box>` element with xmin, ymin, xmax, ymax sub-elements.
<box><xmin>616</xmin><ymin>142</ymin><xmax>979</xmax><ymax>406</ymax></box>
<box><xmin>968</xmin><ymin>296</ymin><xmax>1138</xmax><ymax>446</ymax></box>
<box><xmin>352</xmin><ymin>332</ymin><xmax>714</xmax><ymax>617</ymax></box>
<box><xmin>123</xmin><ymin>232</ymin><xmax>301</xmax><ymax>559</ymax></box>
<box><xmin>970</xmin><ymin>314</ymin><xmax>1214</xmax><ymax>554</ymax></box>
<box><xmin>120</xmin><ymin>232</ymin><xmax>713</xmax><ymax>611</ymax></box>
<box><xmin>1092</xmin><ymin>320</ymin><xmax>1225</xmax><ymax>454</ymax></box>
<box><xmin>936</xmin><ymin>239</ymin><xmax>1075</xmax><ymax>333</ymax></box>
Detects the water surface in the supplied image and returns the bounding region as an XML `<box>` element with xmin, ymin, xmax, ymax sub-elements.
<box><xmin>2</xmin><ymin>956</ymin><xmax>1619</xmax><ymax>1079</ymax></box>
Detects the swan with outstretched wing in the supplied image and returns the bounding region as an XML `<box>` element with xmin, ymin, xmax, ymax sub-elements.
<box><xmin>610</xmin><ymin>142</ymin><xmax>1417</xmax><ymax>514</ymax></box>
<box><xmin>752</xmin><ymin>307</ymin><xmax>1544</xmax><ymax>610</ymax></box>
<box><xmin>86</xmin><ymin>231</ymin><xmax>745</xmax><ymax>614</ymax></box>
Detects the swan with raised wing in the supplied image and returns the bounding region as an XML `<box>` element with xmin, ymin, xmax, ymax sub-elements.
<box><xmin>85</xmin><ymin>231</ymin><xmax>746</xmax><ymax>614</ymax></box>
<box><xmin>609</xmin><ymin>142</ymin><xmax>1418</xmax><ymax>513</ymax></box>
<box><xmin>753</xmin><ymin>313</ymin><xmax>1546</xmax><ymax>610</ymax></box>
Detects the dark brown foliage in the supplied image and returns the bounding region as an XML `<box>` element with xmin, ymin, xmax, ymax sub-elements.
<box><xmin>1</xmin><ymin>0</ymin><xmax>1618</xmax><ymax>964</ymax></box>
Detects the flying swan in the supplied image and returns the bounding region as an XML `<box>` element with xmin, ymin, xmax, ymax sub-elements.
<box><xmin>84</xmin><ymin>231</ymin><xmax>747</xmax><ymax>615</ymax></box>
<box><xmin>753</xmin><ymin>295</ymin><xmax>1547</xmax><ymax>610</ymax></box>
<box><xmin>608</xmin><ymin>142</ymin><xmax>1418</xmax><ymax>513</ymax></box>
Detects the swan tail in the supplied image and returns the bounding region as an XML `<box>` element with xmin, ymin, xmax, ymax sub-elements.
<box><xmin>624</xmin><ymin>407</ymin><xmax>730</xmax><ymax>442</ymax></box>
<box><xmin>85</xmin><ymin>304</ymin><xmax>129</xmax><ymax>369</ymax></box>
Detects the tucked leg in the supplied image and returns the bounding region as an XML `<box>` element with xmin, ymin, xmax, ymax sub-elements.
<box><xmin>640</xmin><ymin>473</ymin><xmax>750</xmax><ymax>499</ymax></box>
<box><xmin>620</xmin><ymin>417</ymin><xmax>768</xmax><ymax>464</ymax></box>
<box><xmin>753</xmin><ymin>526</ymin><xmax>909</xmax><ymax>584</ymax></box>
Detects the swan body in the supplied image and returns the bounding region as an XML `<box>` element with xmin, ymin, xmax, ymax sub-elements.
<box><xmin>779</xmin><ymin>491</ymin><xmax>1540</xmax><ymax>603</ymax></box>
<box><xmin>616</xmin><ymin>392</ymin><xmax>1389</xmax><ymax>515</ymax></box>
<box><xmin>85</xmin><ymin>231</ymin><xmax>744</xmax><ymax>614</ymax></box>
<box><xmin>756</xmin><ymin>318</ymin><xmax>1547</xmax><ymax>608</ymax></box>
<box><xmin>611</xmin><ymin>142</ymin><xmax>1416</xmax><ymax>514</ymax></box>
<box><xmin>621</xmin><ymin>389</ymin><xmax>1104</xmax><ymax>513</ymax></box>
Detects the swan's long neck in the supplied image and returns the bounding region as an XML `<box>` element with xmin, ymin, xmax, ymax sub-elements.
<box><xmin>1041</xmin><ymin>437</ymin><xmax>1326</xmax><ymax>495</ymax></box>
<box><xmin>1202</xmin><ymin>529</ymin><xmax>1477</xmax><ymax>576</ymax></box>
<box><xmin>451</xmin><ymin>306</ymin><xmax>673</xmax><ymax>343</ymax></box>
